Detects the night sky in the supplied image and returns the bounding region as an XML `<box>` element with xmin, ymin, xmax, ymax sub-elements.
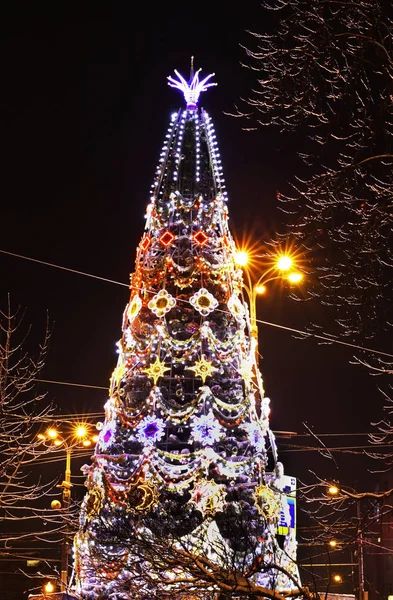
<box><xmin>1</xmin><ymin>0</ymin><xmax>383</xmax><ymax>527</ymax></box>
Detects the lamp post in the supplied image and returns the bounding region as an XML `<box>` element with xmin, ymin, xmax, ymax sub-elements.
<box><xmin>37</xmin><ymin>423</ymin><xmax>98</xmax><ymax>592</ymax></box>
<box><xmin>327</xmin><ymin>483</ymin><xmax>367</xmax><ymax>600</ymax></box>
<box><xmin>234</xmin><ymin>250</ymin><xmax>303</xmax><ymax>416</ymax></box>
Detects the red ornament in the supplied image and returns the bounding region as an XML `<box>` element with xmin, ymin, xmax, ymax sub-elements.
<box><xmin>192</xmin><ymin>230</ymin><xmax>209</xmax><ymax>246</ymax></box>
<box><xmin>159</xmin><ymin>231</ymin><xmax>175</xmax><ymax>247</ymax></box>
<box><xmin>140</xmin><ymin>235</ymin><xmax>151</xmax><ymax>252</ymax></box>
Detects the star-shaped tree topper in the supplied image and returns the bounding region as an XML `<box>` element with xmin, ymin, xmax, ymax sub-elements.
<box><xmin>188</xmin><ymin>355</ymin><xmax>217</xmax><ymax>383</ymax></box>
<box><xmin>143</xmin><ymin>357</ymin><xmax>170</xmax><ymax>385</ymax></box>
<box><xmin>168</xmin><ymin>68</ymin><xmax>217</xmax><ymax>108</ymax></box>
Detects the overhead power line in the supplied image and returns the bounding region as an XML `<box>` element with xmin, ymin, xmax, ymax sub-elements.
<box><xmin>2</xmin><ymin>247</ymin><xmax>393</xmax><ymax>359</ymax></box>
<box><xmin>36</xmin><ymin>378</ymin><xmax>107</xmax><ymax>391</ymax></box>
<box><xmin>0</xmin><ymin>248</ymin><xmax>129</xmax><ymax>288</ymax></box>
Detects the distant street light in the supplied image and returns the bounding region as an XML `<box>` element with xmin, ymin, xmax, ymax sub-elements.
<box><xmin>37</xmin><ymin>423</ymin><xmax>97</xmax><ymax>592</ymax></box>
<box><xmin>328</xmin><ymin>484</ymin><xmax>340</xmax><ymax>496</ymax></box>
<box><xmin>44</xmin><ymin>581</ymin><xmax>55</xmax><ymax>593</ymax></box>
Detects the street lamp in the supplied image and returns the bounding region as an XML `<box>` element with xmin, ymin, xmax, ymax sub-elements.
<box><xmin>234</xmin><ymin>249</ymin><xmax>303</xmax><ymax>418</ymax></box>
<box><xmin>43</xmin><ymin>581</ymin><xmax>55</xmax><ymax>594</ymax></box>
<box><xmin>37</xmin><ymin>423</ymin><xmax>98</xmax><ymax>592</ymax></box>
<box><xmin>234</xmin><ymin>249</ymin><xmax>303</xmax><ymax>341</ymax></box>
<box><xmin>327</xmin><ymin>483</ymin><xmax>367</xmax><ymax>600</ymax></box>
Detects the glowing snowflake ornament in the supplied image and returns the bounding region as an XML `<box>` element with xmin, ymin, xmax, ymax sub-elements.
<box><xmin>243</xmin><ymin>421</ymin><xmax>266</xmax><ymax>452</ymax></box>
<box><xmin>167</xmin><ymin>69</ymin><xmax>217</xmax><ymax>108</ymax></box>
<box><xmin>136</xmin><ymin>415</ymin><xmax>165</xmax><ymax>446</ymax></box>
<box><xmin>99</xmin><ymin>423</ymin><xmax>116</xmax><ymax>450</ymax></box>
<box><xmin>191</xmin><ymin>411</ymin><xmax>223</xmax><ymax>446</ymax></box>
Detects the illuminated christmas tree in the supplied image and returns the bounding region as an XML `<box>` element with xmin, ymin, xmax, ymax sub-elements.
<box><xmin>73</xmin><ymin>65</ymin><xmax>300</xmax><ymax>599</ymax></box>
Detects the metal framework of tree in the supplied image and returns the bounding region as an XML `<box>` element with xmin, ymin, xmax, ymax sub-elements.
<box><xmin>240</xmin><ymin>0</ymin><xmax>393</xmax><ymax>366</ymax></box>
<box><xmin>72</xmin><ymin>68</ymin><xmax>302</xmax><ymax>599</ymax></box>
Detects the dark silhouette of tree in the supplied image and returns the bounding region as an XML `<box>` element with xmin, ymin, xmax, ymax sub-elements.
<box><xmin>240</xmin><ymin>0</ymin><xmax>393</xmax><ymax>375</ymax></box>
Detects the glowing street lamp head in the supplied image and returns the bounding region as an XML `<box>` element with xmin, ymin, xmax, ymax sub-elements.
<box><xmin>276</xmin><ymin>255</ymin><xmax>293</xmax><ymax>271</ymax></box>
<box><xmin>328</xmin><ymin>484</ymin><xmax>340</xmax><ymax>496</ymax></box>
<box><xmin>234</xmin><ymin>251</ymin><xmax>249</xmax><ymax>267</ymax></box>
<box><xmin>333</xmin><ymin>574</ymin><xmax>342</xmax><ymax>583</ymax></box>
<box><xmin>75</xmin><ymin>425</ymin><xmax>88</xmax><ymax>439</ymax></box>
<box><xmin>44</xmin><ymin>581</ymin><xmax>54</xmax><ymax>593</ymax></box>
<box><xmin>254</xmin><ymin>284</ymin><xmax>267</xmax><ymax>295</ymax></box>
<box><xmin>329</xmin><ymin>539</ymin><xmax>337</xmax><ymax>548</ymax></box>
<box><xmin>287</xmin><ymin>272</ymin><xmax>303</xmax><ymax>284</ymax></box>
<box><xmin>47</xmin><ymin>428</ymin><xmax>58</xmax><ymax>439</ymax></box>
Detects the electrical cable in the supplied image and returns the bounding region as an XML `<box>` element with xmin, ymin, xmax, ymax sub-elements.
<box><xmin>2</xmin><ymin>247</ymin><xmax>393</xmax><ymax>359</ymax></box>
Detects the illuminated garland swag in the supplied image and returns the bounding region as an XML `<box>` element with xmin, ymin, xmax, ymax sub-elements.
<box><xmin>73</xmin><ymin>68</ymin><xmax>299</xmax><ymax>598</ymax></box>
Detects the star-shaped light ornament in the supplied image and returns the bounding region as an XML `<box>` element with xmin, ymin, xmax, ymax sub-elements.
<box><xmin>190</xmin><ymin>477</ymin><xmax>227</xmax><ymax>517</ymax></box>
<box><xmin>143</xmin><ymin>357</ymin><xmax>170</xmax><ymax>385</ymax></box>
<box><xmin>188</xmin><ymin>355</ymin><xmax>217</xmax><ymax>383</ymax></box>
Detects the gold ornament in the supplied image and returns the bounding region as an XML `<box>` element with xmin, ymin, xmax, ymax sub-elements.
<box><xmin>148</xmin><ymin>289</ymin><xmax>176</xmax><ymax>318</ymax></box>
<box><xmin>143</xmin><ymin>357</ymin><xmax>170</xmax><ymax>385</ymax></box>
<box><xmin>127</xmin><ymin>295</ymin><xmax>142</xmax><ymax>322</ymax></box>
<box><xmin>110</xmin><ymin>362</ymin><xmax>126</xmax><ymax>389</ymax></box>
<box><xmin>190</xmin><ymin>477</ymin><xmax>227</xmax><ymax>516</ymax></box>
<box><xmin>189</xmin><ymin>288</ymin><xmax>219</xmax><ymax>316</ymax></box>
<box><xmin>84</xmin><ymin>488</ymin><xmax>103</xmax><ymax>521</ymax></box>
<box><xmin>129</xmin><ymin>478</ymin><xmax>159</xmax><ymax>513</ymax></box>
<box><xmin>188</xmin><ymin>355</ymin><xmax>217</xmax><ymax>383</ymax></box>
<box><xmin>254</xmin><ymin>484</ymin><xmax>281</xmax><ymax>521</ymax></box>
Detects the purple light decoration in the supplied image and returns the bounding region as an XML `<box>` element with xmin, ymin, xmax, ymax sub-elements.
<box><xmin>136</xmin><ymin>415</ymin><xmax>165</xmax><ymax>445</ymax></box>
<box><xmin>99</xmin><ymin>423</ymin><xmax>116</xmax><ymax>450</ymax></box>
<box><xmin>167</xmin><ymin>69</ymin><xmax>217</xmax><ymax>108</ymax></box>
